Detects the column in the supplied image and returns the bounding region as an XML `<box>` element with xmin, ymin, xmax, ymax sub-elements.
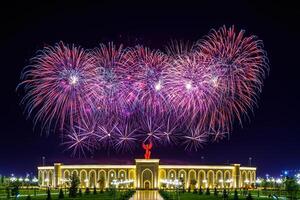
<box><xmin>54</xmin><ymin>163</ymin><xmax>62</xmax><ymax>187</ymax></box>
<box><xmin>232</xmin><ymin>164</ymin><xmax>240</xmax><ymax>188</ymax></box>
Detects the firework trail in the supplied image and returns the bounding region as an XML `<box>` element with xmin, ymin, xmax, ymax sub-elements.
<box><xmin>18</xmin><ymin>26</ymin><xmax>268</xmax><ymax>156</ymax></box>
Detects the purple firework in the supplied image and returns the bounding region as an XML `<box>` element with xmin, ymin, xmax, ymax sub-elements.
<box><xmin>18</xmin><ymin>26</ymin><xmax>269</xmax><ymax>156</ymax></box>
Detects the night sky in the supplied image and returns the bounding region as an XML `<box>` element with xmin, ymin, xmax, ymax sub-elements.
<box><xmin>0</xmin><ymin>1</ymin><xmax>299</xmax><ymax>177</ymax></box>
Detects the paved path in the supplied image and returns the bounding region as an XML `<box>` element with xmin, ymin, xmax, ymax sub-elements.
<box><xmin>129</xmin><ymin>190</ymin><xmax>163</xmax><ymax>200</ymax></box>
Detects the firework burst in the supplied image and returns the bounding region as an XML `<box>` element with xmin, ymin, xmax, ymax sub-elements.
<box><xmin>18</xmin><ymin>26</ymin><xmax>269</xmax><ymax>156</ymax></box>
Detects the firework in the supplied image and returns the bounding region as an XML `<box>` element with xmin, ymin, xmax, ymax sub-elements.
<box><xmin>18</xmin><ymin>42</ymin><xmax>97</xmax><ymax>133</ymax></box>
<box><xmin>18</xmin><ymin>26</ymin><xmax>268</xmax><ymax>155</ymax></box>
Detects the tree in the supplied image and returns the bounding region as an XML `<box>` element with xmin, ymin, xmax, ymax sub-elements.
<box><xmin>284</xmin><ymin>177</ymin><xmax>299</xmax><ymax>200</ymax></box>
<box><xmin>46</xmin><ymin>188</ymin><xmax>51</xmax><ymax>200</ymax></box>
<box><xmin>222</xmin><ymin>189</ymin><xmax>228</xmax><ymax>200</ymax></box>
<box><xmin>199</xmin><ymin>186</ymin><xmax>203</xmax><ymax>195</ymax></box>
<box><xmin>214</xmin><ymin>187</ymin><xmax>218</xmax><ymax>196</ymax></box>
<box><xmin>78</xmin><ymin>188</ymin><xmax>82</xmax><ymax>197</ymax></box>
<box><xmin>69</xmin><ymin>174</ymin><xmax>80</xmax><ymax>198</ymax></box>
<box><xmin>206</xmin><ymin>187</ymin><xmax>210</xmax><ymax>195</ymax></box>
<box><xmin>261</xmin><ymin>178</ymin><xmax>268</xmax><ymax>190</ymax></box>
<box><xmin>58</xmin><ymin>188</ymin><xmax>64</xmax><ymax>199</ymax></box>
<box><xmin>0</xmin><ymin>175</ymin><xmax>4</xmax><ymax>184</ymax></box>
<box><xmin>93</xmin><ymin>186</ymin><xmax>97</xmax><ymax>195</ymax></box>
<box><xmin>26</xmin><ymin>195</ymin><xmax>31</xmax><ymax>200</ymax></box>
<box><xmin>233</xmin><ymin>189</ymin><xmax>239</xmax><ymax>200</ymax></box>
<box><xmin>246</xmin><ymin>193</ymin><xmax>253</xmax><ymax>200</ymax></box>
<box><xmin>85</xmin><ymin>187</ymin><xmax>90</xmax><ymax>195</ymax></box>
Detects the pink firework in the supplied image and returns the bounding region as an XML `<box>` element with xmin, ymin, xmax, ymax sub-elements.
<box><xmin>18</xmin><ymin>42</ymin><xmax>97</xmax><ymax>133</ymax></box>
<box><xmin>18</xmin><ymin>26</ymin><xmax>269</xmax><ymax>155</ymax></box>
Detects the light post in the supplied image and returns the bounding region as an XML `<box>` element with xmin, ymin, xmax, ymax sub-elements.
<box><xmin>32</xmin><ymin>177</ymin><xmax>38</xmax><ymax>196</ymax></box>
<box><xmin>249</xmin><ymin>157</ymin><xmax>252</xmax><ymax>167</ymax></box>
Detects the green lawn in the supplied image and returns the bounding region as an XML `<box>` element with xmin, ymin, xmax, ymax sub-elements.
<box><xmin>0</xmin><ymin>189</ymin><xmax>134</xmax><ymax>200</ymax></box>
<box><xmin>159</xmin><ymin>190</ymin><xmax>283</xmax><ymax>200</ymax></box>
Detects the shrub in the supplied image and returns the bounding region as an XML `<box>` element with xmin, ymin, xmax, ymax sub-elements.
<box><xmin>58</xmin><ymin>189</ymin><xmax>64</xmax><ymax>199</ymax></box>
<box><xmin>214</xmin><ymin>187</ymin><xmax>218</xmax><ymax>196</ymax></box>
<box><xmin>85</xmin><ymin>187</ymin><xmax>90</xmax><ymax>195</ymax></box>
<box><xmin>199</xmin><ymin>186</ymin><xmax>203</xmax><ymax>195</ymax></box>
<box><xmin>69</xmin><ymin>174</ymin><xmax>80</xmax><ymax>198</ymax></box>
<box><xmin>78</xmin><ymin>188</ymin><xmax>82</xmax><ymax>197</ymax></box>
<box><xmin>246</xmin><ymin>193</ymin><xmax>253</xmax><ymax>200</ymax></box>
<box><xmin>206</xmin><ymin>187</ymin><xmax>210</xmax><ymax>195</ymax></box>
<box><xmin>46</xmin><ymin>188</ymin><xmax>51</xmax><ymax>200</ymax></box>
<box><xmin>234</xmin><ymin>189</ymin><xmax>239</xmax><ymax>200</ymax></box>
<box><xmin>93</xmin><ymin>187</ymin><xmax>97</xmax><ymax>194</ymax></box>
<box><xmin>223</xmin><ymin>189</ymin><xmax>228</xmax><ymax>200</ymax></box>
<box><xmin>26</xmin><ymin>195</ymin><xmax>31</xmax><ymax>200</ymax></box>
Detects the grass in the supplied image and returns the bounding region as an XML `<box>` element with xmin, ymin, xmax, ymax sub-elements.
<box><xmin>159</xmin><ymin>189</ymin><xmax>286</xmax><ymax>200</ymax></box>
<box><xmin>0</xmin><ymin>188</ymin><xmax>134</xmax><ymax>200</ymax></box>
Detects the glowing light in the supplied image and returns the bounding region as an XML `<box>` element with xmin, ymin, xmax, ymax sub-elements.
<box><xmin>154</xmin><ymin>82</ymin><xmax>162</xmax><ymax>91</ymax></box>
<box><xmin>69</xmin><ymin>75</ymin><xmax>79</xmax><ymax>85</ymax></box>
<box><xmin>32</xmin><ymin>177</ymin><xmax>38</xmax><ymax>183</ymax></box>
<box><xmin>185</xmin><ymin>82</ymin><xmax>192</xmax><ymax>90</ymax></box>
<box><xmin>160</xmin><ymin>179</ymin><xmax>182</xmax><ymax>186</ymax></box>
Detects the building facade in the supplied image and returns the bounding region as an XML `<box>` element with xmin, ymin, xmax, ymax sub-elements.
<box><xmin>38</xmin><ymin>159</ymin><xmax>256</xmax><ymax>189</ymax></box>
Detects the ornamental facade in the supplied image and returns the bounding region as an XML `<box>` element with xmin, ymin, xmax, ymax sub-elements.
<box><xmin>38</xmin><ymin>159</ymin><xmax>256</xmax><ymax>189</ymax></box>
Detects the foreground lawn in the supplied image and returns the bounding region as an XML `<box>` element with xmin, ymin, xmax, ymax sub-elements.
<box><xmin>159</xmin><ymin>190</ymin><xmax>279</xmax><ymax>200</ymax></box>
<box><xmin>0</xmin><ymin>189</ymin><xmax>134</xmax><ymax>200</ymax></box>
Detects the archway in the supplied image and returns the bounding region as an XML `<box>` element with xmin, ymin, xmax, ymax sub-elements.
<box><xmin>207</xmin><ymin>170</ymin><xmax>214</xmax><ymax>188</ymax></box>
<box><xmin>144</xmin><ymin>180</ymin><xmax>150</xmax><ymax>189</ymax></box>
<box><xmin>141</xmin><ymin>168</ymin><xmax>153</xmax><ymax>189</ymax></box>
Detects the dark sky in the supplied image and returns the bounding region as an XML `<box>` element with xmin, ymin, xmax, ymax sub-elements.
<box><xmin>0</xmin><ymin>1</ymin><xmax>299</xmax><ymax>177</ymax></box>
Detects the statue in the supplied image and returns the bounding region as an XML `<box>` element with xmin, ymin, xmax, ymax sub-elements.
<box><xmin>142</xmin><ymin>142</ymin><xmax>152</xmax><ymax>159</ymax></box>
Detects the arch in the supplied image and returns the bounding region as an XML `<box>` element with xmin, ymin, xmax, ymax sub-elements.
<box><xmin>89</xmin><ymin>170</ymin><xmax>97</xmax><ymax>188</ymax></box>
<box><xmin>216</xmin><ymin>170</ymin><xmax>223</xmax><ymax>188</ymax></box>
<box><xmin>188</xmin><ymin>170</ymin><xmax>197</xmax><ymax>188</ymax></box>
<box><xmin>144</xmin><ymin>180</ymin><xmax>151</xmax><ymax>189</ymax></box>
<box><xmin>108</xmin><ymin>169</ymin><xmax>116</xmax><ymax>187</ymax></box>
<box><xmin>41</xmin><ymin>171</ymin><xmax>46</xmax><ymax>186</ymax></box>
<box><xmin>64</xmin><ymin>170</ymin><xmax>70</xmax><ymax>180</ymax></box>
<box><xmin>241</xmin><ymin>171</ymin><xmax>247</xmax><ymax>187</ymax></box>
<box><xmin>178</xmin><ymin>170</ymin><xmax>187</xmax><ymax>188</ymax></box>
<box><xmin>207</xmin><ymin>170</ymin><xmax>214</xmax><ymax>188</ymax></box>
<box><xmin>141</xmin><ymin>168</ymin><xmax>153</xmax><ymax>189</ymax></box>
<box><xmin>128</xmin><ymin>169</ymin><xmax>135</xmax><ymax>188</ymax></box>
<box><xmin>63</xmin><ymin>170</ymin><xmax>70</xmax><ymax>187</ymax></box>
<box><xmin>98</xmin><ymin>170</ymin><xmax>106</xmax><ymax>189</ymax></box>
<box><xmin>224</xmin><ymin>170</ymin><xmax>231</xmax><ymax>188</ymax></box>
<box><xmin>118</xmin><ymin>169</ymin><xmax>127</xmax><ymax>180</ymax></box>
<box><xmin>79</xmin><ymin>170</ymin><xmax>88</xmax><ymax>187</ymax></box>
<box><xmin>167</xmin><ymin>169</ymin><xmax>176</xmax><ymax>180</ymax></box>
<box><xmin>159</xmin><ymin>169</ymin><xmax>167</xmax><ymax>188</ymax></box>
<box><xmin>71</xmin><ymin>170</ymin><xmax>79</xmax><ymax>178</ymax></box>
<box><xmin>198</xmin><ymin>170</ymin><xmax>206</xmax><ymax>188</ymax></box>
<box><xmin>48</xmin><ymin>170</ymin><xmax>53</xmax><ymax>187</ymax></box>
<box><xmin>159</xmin><ymin>169</ymin><xmax>166</xmax><ymax>180</ymax></box>
<box><xmin>251</xmin><ymin>171</ymin><xmax>256</xmax><ymax>184</ymax></box>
